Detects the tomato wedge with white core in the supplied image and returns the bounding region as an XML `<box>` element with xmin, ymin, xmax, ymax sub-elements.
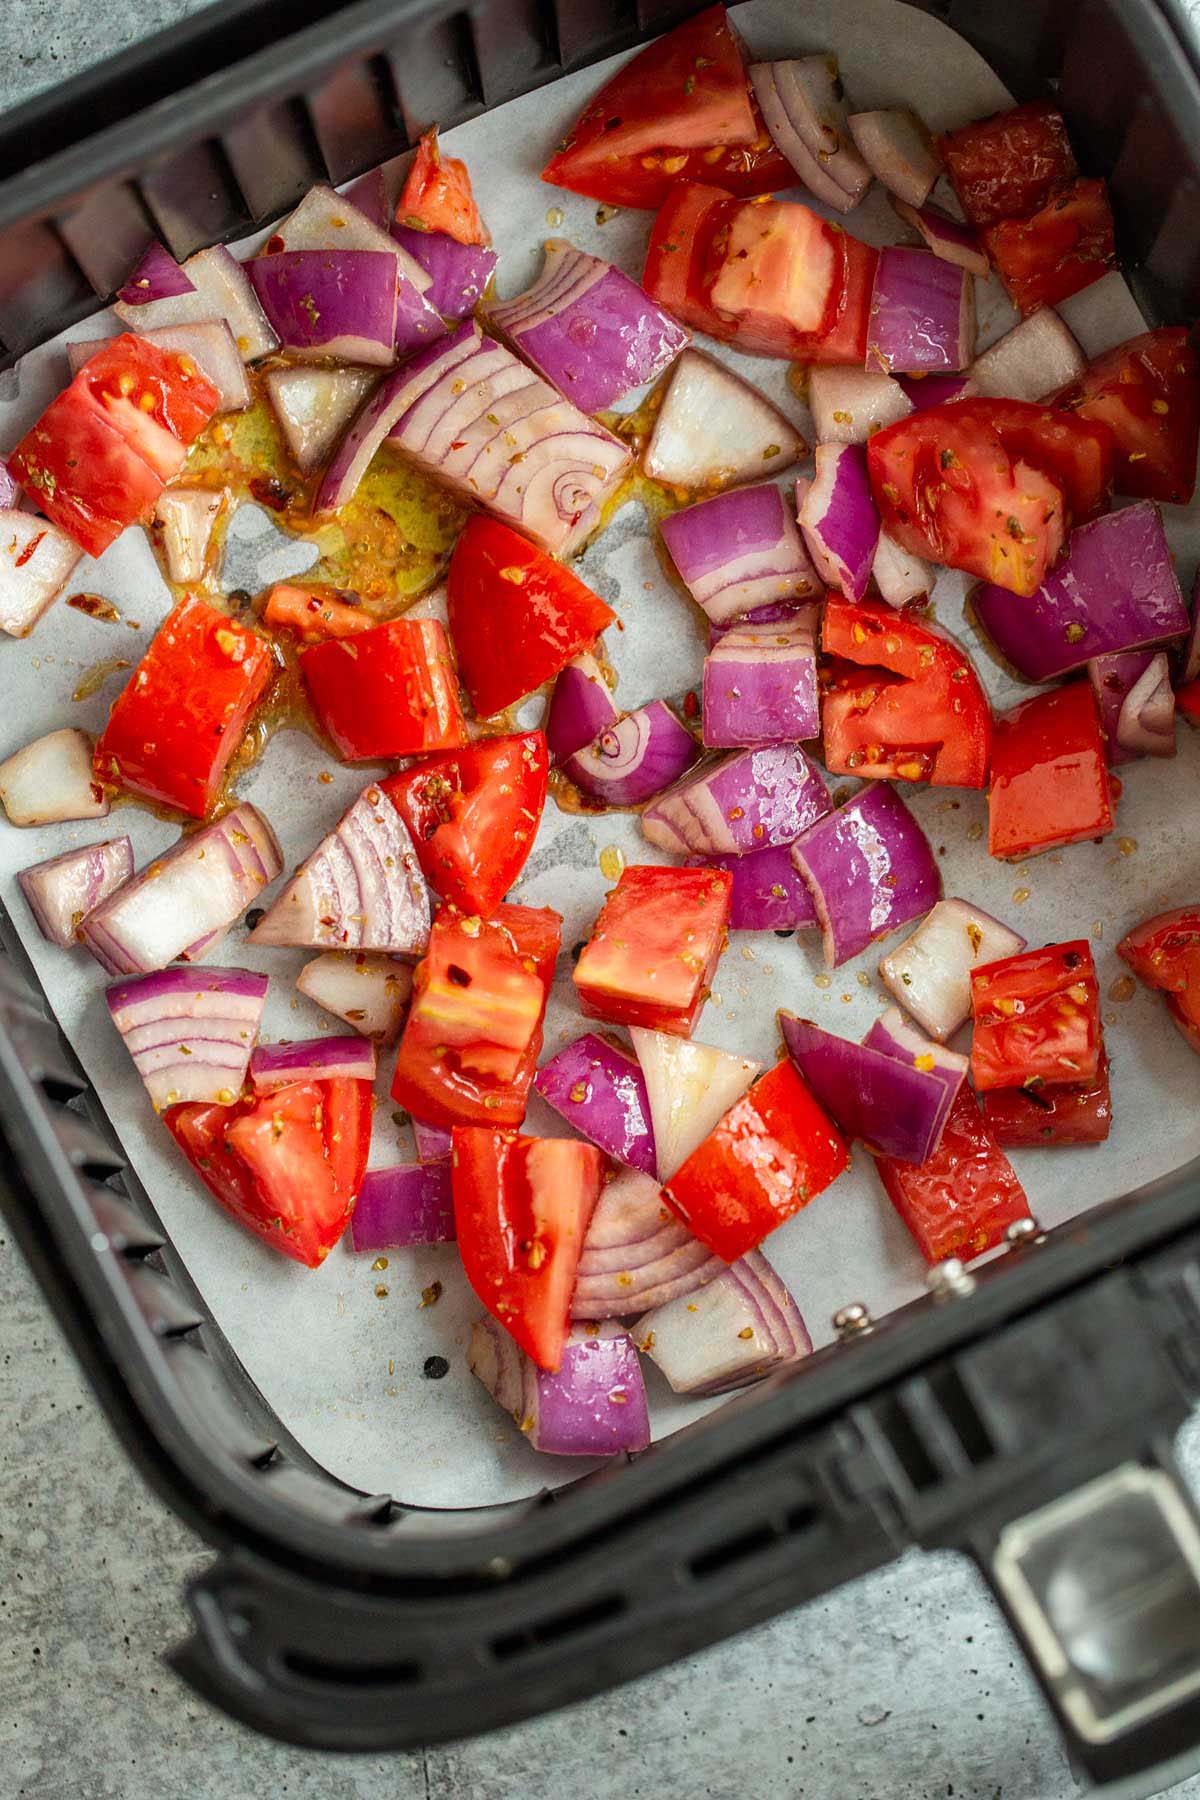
<box><xmin>630</xmin><ymin>1028</ymin><xmax>761</xmax><ymax>1181</ymax></box>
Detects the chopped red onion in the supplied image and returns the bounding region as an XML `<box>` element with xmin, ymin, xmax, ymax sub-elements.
<box><xmin>867</xmin><ymin>247</ymin><xmax>975</xmax><ymax>375</ymax></box>
<box><xmin>660</xmin><ymin>481</ymin><xmax>820</xmax><ymax>624</ymax></box>
<box><xmin>106</xmin><ymin>966</ymin><xmax>268</xmax><ymax>1110</ymax></box>
<box><xmin>808</xmin><ymin>368</ymin><xmax>912</xmax><ymax>446</ymax></box>
<box><xmin>247</xmin><ymin>250</ymin><xmax>402</xmax><ymax>365</ymax></box>
<box><xmin>183</xmin><ymin>245</ymin><xmax>279</xmax><ymax>362</ymax></box>
<box><xmin>780</xmin><ymin>1010</ymin><xmax>961</xmax><ymax>1163</ymax></box>
<box><xmin>877</xmin><ymin>895</ymin><xmax>1025</xmax><ymax>1041</ymax></box>
<box><xmin>748</xmin><ymin>59</ymin><xmax>871</xmax><ymax>211</ymax></box>
<box><xmin>1090</xmin><ymin>650</ymin><xmax>1158</xmax><ymax>765</ymax></box>
<box><xmin>0</xmin><ymin>728</ymin><xmax>107</xmax><ymax>826</ymax></box>
<box><xmin>702</xmin><ymin>613</ymin><xmax>819</xmax><ymax>748</ymax></box>
<box><xmin>351</xmin><ymin>1163</ymin><xmax>454</xmax><ymax>1251</ymax></box>
<box><xmin>265</xmin><ymin>366</ymin><xmax>378</xmax><ymax>475</ymax></box>
<box><xmin>250</xmin><ymin>783</ymin><xmax>429</xmax><ymax>956</ymax></box>
<box><xmin>685</xmin><ymin>845</ymin><xmax>818</xmax><ymax>933</ymax></box>
<box><xmin>891</xmin><ymin>199</ymin><xmax>989</xmax><ymax>278</ymax></box>
<box><xmin>153</xmin><ymin>489</ymin><xmax>223</xmax><ymax>584</ymax></box>
<box><xmin>863</xmin><ymin>1005</ymin><xmax>968</xmax><ymax>1147</ymax></box>
<box><xmin>535</xmin><ymin>1033</ymin><xmax>657</xmax><ymax>1177</ymax></box>
<box><xmin>1114</xmin><ymin>651</ymin><xmax>1176</xmax><ymax>759</ymax></box>
<box><xmin>392</xmin><ymin>224</ymin><xmax>498</xmax><ymax>321</ymax></box>
<box><xmin>644</xmin><ymin>350</ymin><xmax>806</xmax><ymax>492</ymax></box>
<box><xmin>412</xmin><ymin>1117</ymin><xmax>452</xmax><ymax>1164</ymax></box>
<box><xmin>562</xmin><ymin>700</ymin><xmax>697</xmax><ymax>806</ymax></box>
<box><xmin>971</xmin><ymin>309</ymin><xmax>1085</xmax><ymax>402</ymax></box>
<box><xmin>0</xmin><ymin>510</ymin><xmax>81</xmax><ymax>637</ymax></box>
<box><xmin>630</xmin><ymin>1028</ymin><xmax>760</xmax><ymax>1182</ymax></box>
<box><xmin>570</xmin><ymin>1168</ymin><xmax>722</xmax><ymax>1319</ymax></box>
<box><xmin>17</xmin><ymin>837</ymin><xmax>134</xmax><ymax>949</ymax></box>
<box><xmin>797</xmin><ymin>446</ymin><xmax>879</xmax><ymax>602</ymax></box>
<box><xmin>343</xmin><ymin>169</ymin><xmax>389</xmax><ymax>231</ymax></box>
<box><xmin>114</xmin><ymin>242</ymin><xmax>203</xmax><ymax>330</ymax></box>
<box><xmin>271</xmin><ymin>182</ymin><xmax>431</xmax><ymax>295</ymax></box>
<box><xmin>68</xmin><ymin>321</ymin><xmax>250</xmax><ymax>413</ymax></box>
<box><xmin>847</xmin><ymin>109</ymin><xmax>941</xmax><ymax>207</ymax></box>
<box><xmin>707</xmin><ymin>600</ymin><xmax>817</xmax><ymax>641</ymax></box>
<box><xmin>636</xmin><ymin>1250</ymin><xmax>811</xmax><ymax>1397</ymax></box>
<box><xmin>81</xmin><ymin>802</ymin><xmax>282</xmax><ymax>978</ymax></box>
<box><xmin>249</xmin><ymin>1034</ymin><xmax>378</xmax><ymax>1093</ymax></box>
<box><xmin>896</xmin><ymin>372</ymin><xmax>975</xmax><ymax>410</ymax></box>
<box><xmin>295</xmin><ymin>951</ymin><xmax>413</xmax><ymax>1043</ymax></box>
<box><xmin>469</xmin><ymin>1317</ymin><xmax>650</xmax><ymax>1455</ymax></box>
<box><xmin>641</xmin><ymin>743</ymin><xmax>832</xmax><ymax>857</ymax></box>
<box><xmin>790</xmin><ymin>783</ymin><xmax>941</xmax><ymax>967</ymax></box>
<box><xmin>872</xmin><ymin>531</ymin><xmax>933</xmax><ymax>607</ymax></box>
<box><xmin>543</xmin><ymin>650</ymin><xmax>619</xmax><ymax>764</ymax></box>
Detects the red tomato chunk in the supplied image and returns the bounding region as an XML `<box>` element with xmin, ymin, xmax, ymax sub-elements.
<box><xmin>980</xmin><ymin>1052</ymin><xmax>1112</xmax><ymax>1146</ymax></box>
<box><xmin>301</xmin><ymin>616</ymin><xmax>467</xmax><ymax>760</ymax></box>
<box><xmin>938</xmin><ymin>101</ymin><xmax>1078</xmax><ymax>229</ymax></box>
<box><xmin>983</xmin><ymin>178</ymin><xmax>1115</xmax><ymax>316</ymax></box>
<box><xmin>572</xmin><ymin>864</ymin><xmax>732</xmax><ymax>1037</ymax></box>
<box><xmin>970</xmin><ymin>940</ymin><xmax>1102</xmax><ymax>1092</ymax></box>
<box><xmin>1053</xmin><ymin>328</ymin><xmax>1200</xmax><ymax>507</ymax></box>
<box><xmin>875</xmin><ymin>1085</ymin><xmax>1029</xmax><ymax>1264</ymax></box>
<box><xmin>988</xmin><ymin>681</ymin><xmax>1115</xmax><ymax>859</ymax></box>
<box><xmin>1119</xmin><ymin>905</ymin><xmax>1200</xmax><ymax>1049</ymax></box>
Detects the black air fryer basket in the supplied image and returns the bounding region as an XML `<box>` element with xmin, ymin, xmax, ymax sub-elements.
<box><xmin>4</xmin><ymin>0</ymin><xmax>1200</xmax><ymax>1783</ymax></box>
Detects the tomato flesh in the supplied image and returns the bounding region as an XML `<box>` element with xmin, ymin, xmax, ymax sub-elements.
<box><xmin>980</xmin><ymin>1052</ymin><xmax>1112</xmax><ymax>1146</ymax></box>
<box><xmin>397</xmin><ymin>128</ymin><xmax>490</xmax><ymax>245</ymax></box>
<box><xmin>1053</xmin><ymin>328</ymin><xmax>1200</xmax><ymax>506</ymax></box>
<box><xmin>706</xmin><ymin>199</ymin><xmax>845</xmax><ymax>357</ymax></box>
<box><xmin>983</xmin><ymin>179</ymin><xmax>1115</xmax><ymax>316</ymax></box>
<box><xmin>262</xmin><ymin>583</ymin><xmax>376</xmax><ymax>642</ymax></box>
<box><xmin>801</xmin><ymin>234</ymin><xmax>878</xmax><ymax>368</ymax></box>
<box><xmin>988</xmin><ymin>681</ymin><xmax>1114</xmax><ymax>859</ymax></box>
<box><xmin>300</xmin><ymin>616</ymin><xmax>467</xmax><ymax>760</ymax></box>
<box><xmin>665</xmin><ymin>1059</ymin><xmax>849</xmax><ymax>1262</ymax></box>
<box><xmin>969</xmin><ymin>940</ymin><xmax>1101</xmax><ymax>1092</ymax></box>
<box><xmin>938</xmin><ymin>101</ymin><xmax>1078</xmax><ymax>228</ymax></box>
<box><xmin>875</xmin><ymin>1084</ymin><xmax>1029</xmax><ymax>1264</ymax></box>
<box><xmin>1118</xmin><ymin>906</ymin><xmax>1200</xmax><ymax>1044</ymax></box>
<box><xmin>573</xmin><ymin>864</ymin><xmax>732</xmax><ymax>1037</ymax></box>
<box><xmin>643</xmin><ymin>181</ymin><xmax>740</xmax><ymax>340</ymax></box>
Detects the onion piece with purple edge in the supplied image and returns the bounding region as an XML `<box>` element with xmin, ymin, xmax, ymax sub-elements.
<box><xmin>543</xmin><ymin>649</ymin><xmax>618</xmax><ymax>764</ymax></box>
<box><xmin>970</xmin><ymin>309</ymin><xmax>1085</xmax><ymax>403</ymax></box>
<box><xmin>265</xmin><ymin>366</ymin><xmax>378</xmax><ymax>476</ymax></box>
<box><xmin>153</xmin><ymin>489</ymin><xmax>223</xmax><ymax>584</ymax></box>
<box><xmin>642</xmin><ymin>743</ymin><xmax>832</xmax><ymax>857</ymax></box>
<box><xmin>878</xmin><ymin>896</ymin><xmax>1025</xmax><ymax>1042</ymax></box>
<box><xmin>270</xmin><ymin>182</ymin><xmax>431</xmax><ymax>294</ymax></box>
<box><xmin>630</xmin><ymin>1028</ymin><xmax>760</xmax><ymax>1182</ymax></box>
<box><xmin>808</xmin><ymin>368</ymin><xmax>912</xmax><ymax>447</ymax></box>
<box><xmin>644</xmin><ymin>349</ymin><xmax>805</xmax><ymax>492</ymax></box>
<box><xmin>0</xmin><ymin>511</ymin><xmax>81</xmax><ymax>638</ymax></box>
<box><xmin>748</xmin><ymin>60</ymin><xmax>870</xmax><ymax>211</ymax></box>
<box><xmin>81</xmin><ymin>803</ymin><xmax>282</xmax><ymax>978</ymax></box>
<box><xmin>707</xmin><ymin>599</ymin><xmax>816</xmax><ymax>642</ymax></box>
<box><xmin>863</xmin><ymin>1005</ymin><xmax>968</xmax><ymax>1144</ymax></box>
<box><xmin>686</xmin><ymin>844</ymin><xmax>818</xmax><ymax>933</ymax></box>
<box><xmin>106</xmin><ymin>966</ymin><xmax>268</xmax><ymax>1111</ymax></box>
<box><xmin>872</xmin><ymin>531</ymin><xmax>934</xmax><ymax>608</ymax></box>
<box><xmin>412</xmin><ymin>1117</ymin><xmax>452</xmax><ymax>1164</ymax></box>
<box><xmin>1113</xmin><ymin>652</ymin><xmax>1176</xmax><ymax>759</ymax></box>
<box><xmin>635</xmin><ymin>1249</ymin><xmax>811</xmax><ymax>1397</ymax></box>
<box><xmin>1091</xmin><ymin>650</ymin><xmax>1157</xmax><ymax>764</ymax></box>
<box><xmin>972</xmin><ymin>502</ymin><xmax>1188</xmax><ymax>682</ymax></box>
<box><xmin>779</xmin><ymin>1010</ymin><xmax>958</xmax><ymax>1164</ymax></box>
<box><xmin>847</xmin><ymin>109</ymin><xmax>941</xmax><ymax>207</ymax></box>
<box><xmin>0</xmin><ymin>458</ymin><xmax>21</xmax><ymax>510</ymax></box>
<box><xmin>249</xmin><ymin>1034</ymin><xmax>378</xmax><ymax>1093</ymax></box>
<box><xmin>18</xmin><ymin>837</ymin><xmax>134</xmax><ymax>949</ymax></box>
<box><xmin>570</xmin><ymin>1168</ymin><xmax>723</xmax><ymax>1319</ymax></box>
<box><xmin>113</xmin><ymin>243</ymin><xmax>206</xmax><ymax>332</ymax></box>
<box><xmin>891</xmin><ymin>199</ymin><xmax>989</xmax><ymax>278</ymax></box>
<box><xmin>702</xmin><ymin>613</ymin><xmax>819</xmax><ymax>748</ymax></box>
<box><xmin>896</xmin><ymin>372</ymin><xmax>975</xmax><ymax>410</ymax></box>
<box><xmin>351</xmin><ymin>1163</ymin><xmax>454</xmax><ymax>1251</ymax></box>
<box><xmin>0</xmin><ymin>728</ymin><xmax>107</xmax><ymax>826</ymax></box>
<box><xmin>534</xmin><ymin>1033</ymin><xmax>657</xmax><ymax>1176</ymax></box>
<box><xmin>469</xmin><ymin>1317</ymin><xmax>650</xmax><ymax>1454</ymax></box>
<box><xmin>867</xmin><ymin>247</ymin><xmax>975</xmax><ymax>375</ymax></box>
<box><xmin>790</xmin><ymin>783</ymin><xmax>941</xmax><ymax>968</ymax></box>
<box><xmin>183</xmin><ymin>245</ymin><xmax>279</xmax><ymax>361</ymax></box>
<box><xmin>392</xmin><ymin>224</ymin><xmax>499</xmax><ymax>322</ymax></box>
<box><xmin>660</xmin><ymin>481</ymin><xmax>820</xmax><ymax>624</ymax></box>
<box><xmin>247</xmin><ymin>251</ymin><xmax>400</xmax><ymax>366</ymax></box>
<box><xmin>295</xmin><ymin>951</ymin><xmax>413</xmax><ymax>1043</ymax></box>
<box><xmin>797</xmin><ymin>445</ymin><xmax>879</xmax><ymax>602</ymax></box>
<box><xmin>563</xmin><ymin>700</ymin><xmax>697</xmax><ymax>806</ymax></box>
<box><xmin>486</xmin><ymin>239</ymin><xmax>687</xmax><ymax>412</ymax></box>
<box><xmin>343</xmin><ymin>169</ymin><xmax>390</xmax><ymax>231</ymax></box>
<box><xmin>68</xmin><ymin>321</ymin><xmax>250</xmax><ymax>413</ymax></box>
<box><xmin>250</xmin><ymin>783</ymin><xmax>429</xmax><ymax>956</ymax></box>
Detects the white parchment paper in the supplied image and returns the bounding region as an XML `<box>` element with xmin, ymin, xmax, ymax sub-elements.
<box><xmin>1</xmin><ymin>0</ymin><xmax>1198</xmax><ymax>1506</ymax></box>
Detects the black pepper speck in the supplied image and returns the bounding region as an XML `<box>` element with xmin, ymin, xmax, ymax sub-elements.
<box><xmin>423</xmin><ymin>1355</ymin><xmax>450</xmax><ymax>1380</ymax></box>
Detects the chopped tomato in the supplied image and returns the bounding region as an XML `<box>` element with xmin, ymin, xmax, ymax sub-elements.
<box><xmin>447</xmin><ymin>516</ymin><xmax>615</xmax><ymax>716</ymax></box>
<box><xmin>988</xmin><ymin>681</ymin><xmax>1115</xmax><ymax>859</ymax></box>
<box><xmin>983</xmin><ymin>178</ymin><xmax>1115</xmax><ymax>316</ymax></box>
<box><xmin>573</xmin><ymin>864</ymin><xmax>732</xmax><ymax>1037</ymax></box>
<box><xmin>821</xmin><ymin>598</ymin><xmax>991</xmax><ymax>788</ymax></box>
<box><xmin>706</xmin><ymin>199</ymin><xmax>846</xmax><ymax>358</ymax></box>
<box><xmin>164</xmin><ymin>1076</ymin><xmax>373</xmax><ymax>1268</ymax></box>
<box><xmin>397</xmin><ymin>127</ymin><xmax>490</xmax><ymax>246</ymax></box>
<box><xmin>980</xmin><ymin>1052</ymin><xmax>1112</xmax><ymax>1146</ymax></box>
<box><xmin>801</xmin><ymin>234</ymin><xmax>878</xmax><ymax>368</ymax></box>
<box><xmin>74</xmin><ymin>334</ymin><xmax>219</xmax><ymax>477</ymax></box>
<box><xmin>1118</xmin><ymin>905</ymin><xmax>1200</xmax><ymax>1044</ymax></box>
<box><xmin>452</xmin><ymin>1127</ymin><xmax>604</xmax><ymax>1369</ymax></box>
<box><xmin>391</xmin><ymin>903</ymin><xmax>560</xmax><ymax>1128</ymax></box>
<box><xmin>643</xmin><ymin>181</ymin><xmax>739</xmax><ymax>341</ymax></box>
<box><xmin>300</xmin><ymin>616</ymin><xmax>467</xmax><ymax>760</ymax></box>
<box><xmin>969</xmin><ymin>940</ymin><xmax>1102</xmax><ymax>1092</ymax></box>
<box><xmin>665</xmin><ymin>1059</ymin><xmax>849</xmax><ymax>1261</ymax></box>
<box><xmin>382</xmin><ymin>732</ymin><xmax>548</xmax><ymax>918</ymax></box>
<box><xmin>875</xmin><ymin>1084</ymin><xmax>1030</xmax><ymax>1264</ymax></box>
<box><xmin>262</xmin><ymin>583</ymin><xmax>376</xmax><ymax>642</ymax></box>
<box><xmin>94</xmin><ymin>595</ymin><xmax>274</xmax><ymax>818</ymax></box>
<box><xmin>1053</xmin><ymin>328</ymin><xmax>1200</xmax><ymax>506</ymax></box>
<box><xmin>938</xmin><ymin>101</ymin><xmax>1078</xmax><ymax>229</ymax></box>
<box><xmin>971</xmin><ymin>397</ymin><xmax>1113</xmax><ymax>524</ymax></box>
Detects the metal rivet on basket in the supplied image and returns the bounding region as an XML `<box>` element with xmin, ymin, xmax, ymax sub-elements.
<box><xmin>1004</xmin><ymin>1216</ymin><xmax>1047</xmax><ymax>1247</ymax></box>
<box><xmin>832</xmin><ymin>1301</ymin><xmax>874</xmax><ymax>1339</ymax></box>
<box><xmin>926</xmin><ymin>1258</ymin><xmax>977</xmax><ymax>1301</ymax></box>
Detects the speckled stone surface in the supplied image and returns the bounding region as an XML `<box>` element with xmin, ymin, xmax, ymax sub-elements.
<box><xmin>4</xmin><ymin>5</ymin><xmax>1200</xmax><ymax>1797</ymax></box>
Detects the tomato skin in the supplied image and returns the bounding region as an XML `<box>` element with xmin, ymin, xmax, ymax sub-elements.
<box><xmin>300</xmin><ymin>617</ymin><xmax>467</xmax><ymax>760</ymax></box>
<box><xmin>262</xmin><ymin>583</ymin><xmax>376</xmax><ymax>642</ymax></box>
<box><xmin>94</xmin><ymin>595</ymin><xmax>274</xmax><ymax>819</ymax></box>
<box><xmin>643</xmin><ymin>182</ymin><xmax>739</xmax><ymax>339</ymax></box>
<box><xmin>382</xmin><ymin>732</ymin><xmax>548</xmax><ymax>918</ymax></box>
<box><xmin>1118</xmin><ymin>906</ymin><xmax>1200</xmax><ymax>1043</ymax></box>
<box><xmin>983</xmin><ymin>179</ymin><xmax>1115</xmax><ymax>316</ymax></box>
<box><xmin>447</xmin><ymin>517</ymin><xmax>615</xmax><ymax>716</ymax></box>
<box><xmin>665</xmin><ymin>1059</ymin><xmax>849</xmax><ymax>1262</ymax></box>
<box><xmin>706</xmin><ymin>199</ymin><xmax>845</xmax><ymax>358</ymax></box>
<box><xmin>1178</xmin><ymin>680</ymin><xmax>1200</xmax><ymax>727</ymax></box>
<box><xmin>974</xmin><ymin>398</ymin><xmax>1113</xmax><ymax>524</ymax></box>
<box><xmin>452</xmin><ymin>1128</ymin><xmax>604</xmax><ymax>1369</ymax></box>
<box><xmin>969</xmin><ymin>940</ymin><xmax>1101</xmax><ymax>1092</ymax></box>
<box><xmin>988</xmin><ymin>681</ymin><xmax>1114</xmax><ymax>860</ymax></box>
<box><xmin>75</xmin><ymin>334</ymin><xmax>219</xmax><ymax>476</ymax></box>
<box><xmin>397</xmin><ymin>128</ymin><xmax>490</xmax><ymax>245</ymax></box>
<box><xmin>980</xmin><ymin>1052</ymin><xmax>1112</xmax><ymax>1147</ymax></box>
<box><xmin>800</xmin><ymin>234</ymin><xmax>878</xmax><ymax>368</ymax></box>
<box><xmin>875</xmin><ymin>1085</ymin><xmax>1029</xmax><ymax>1264</ymax></box>
<box><xmin>573</xmin><ymin>864</ymin><xmax>732</xmax><ymax>1038</ymax></box>
<box><xmin>1053</xmin><ymin>329</ymin><xmax>1200</xmax><ymax>506</ymax></box>
<box><xmin>821</xmin><ymin>598</ymin><xmax>991</xmax><ymax>788</ymax></box>
<box><xmin>938</xmin><ymin>101</ymin><xmax>1078</xmax><ymax>229</ymax></box>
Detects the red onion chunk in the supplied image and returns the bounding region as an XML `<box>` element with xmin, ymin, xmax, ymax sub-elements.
<box><xmin>636</xmin><ymin>1250</ymin><xmax>811</xmax><ymax>1397</ymax></box>
<box><xmin>686</xmin><ymin>845</ymin><xmax>818</xmax><ymax>933</ymax></box>
<box><xmin>1090</xmin><ymin>650</ymin><xmax>1157</xmax><ymax>765</ymax></box>
<box><xmin>878</xmin><ymin>896</ymin><xmax>1025</xmax><ymax>1041</ymax></box>
<box><xmin>344</xmin><ymin>169</ymin><xmax>389</xmax><ymax>231</ymax></box>
<box><xmin>469</xmin><ymin>1317</ymin><xmax>650</xmax><ymax>1455</ymax></box>
<box><xmin>867</xmin><ymin>247</ymin><xmax>975</xmax><ymax>375</ymax></box>
<box><xmin>250</xmin><ymin>783</ymin><xmax>429</xmax><ymax>955</ymax></box>
<box><xmin>272</xmin><ymin>183</ymin><xmax>431</xmax><ymax>294</ymax></box>
<box><xmin>183</xmin><ymin>245</ymin><xmax>279</xmax><ymax>362</ymax></box>
<box><xmin>487</xmin><ymin>239</ymin><xmax>687</xmax><ymax>413</ymax></box>
<box><xmin>780</xmin><ymin>1010</ymin><xmax>957</xmax><ymax>1163</ymax></box>
<box><xmin>702</xmin><ymin>613</ymin><xmax>819</xmax><ymax>748</ymax></box>
<box><xmin>17</xmin><ymin>837</ymin><xmax>134</xmax><ymax>949</ymax></box>
<box><xmin>797</xmin><ymin>446</ymin><xmax>879</xmax><ymax>602</ymax></box>
<box><xmin>1114</xmin><ymin>651</ymin><xmax>1176</xmax><ymax>759</ymax></box>
<box><xmin>847</xmin><ymin>109</ymin><xmax>941</xmax><ymax>207</ymax></box>
<box><xmin>707</xmin><ymin>600</ymin><xmax>816</xmax><ymax>641</ymax></box>
<box><xmin>543</xmin><ymin>650</ymin><xmax>619</xmax><ymax>763</ymax></box>
<box><xmin>68</xmin><ymin>321</ymin><xmax>250</xmax><ymax>414</ymax></box>
<box><xmin>642</xmin><ymin>743</ymin><xmax>831</xmax><ymax>856</ymax></box>
<box><xmin>106</xmin><ymin>966</ymin><xmax>268</xmax><ymax>1110</ymax></box>
<box><xmin>265</xmin><ymin>366</ymin><xmax>378</xmax><ymax>476</ymax></box>
<box><xmin>790</xmin><ymin>783</ymin><xmax>941</xmax><ymax>968</ymax></box>
<box><xmin>563</xmin><ymin>700</ymin><xmax>697</xmax><ymax>806</ymax></box>
<box><xmin>118</xmin><ymin>241</ymin><xmax>194</xmax><ymax>307</ymax></box>
<box><xmin>863</xmin><ymin>1005</ymin><xmax>968</xmax><ymax>1150</ymax></box>
<box><xmin>970</xmin><ymin>309</ymin><xmax>1085</xmax><ymax>403</ymax></box>
<box><xmin>0</xmin><ymin>728</ymin><xmax>107</xmax><ymax>826</ymax></box>
<box><xmin>351</xmin><ymin>1163</ymin><xmax>453</xmax><ymax>1250</ymax></box>
<box><xmin>630</xmin><ymin>1030</ymin><xmax>760</xmax><ymax>1182</ymax></box>
<box><xmin>644</xmin><ymin>350</ymin><xmax>806</xmax><ymax>492</ymax></box>
<box><xmin>872</xmin><ymin>531</ymin><xmax>933</xmax><ymax>607</ymax></box>
<box><xmin>0</xmin><ymin>510</ymin><xmax>81</xmax><ymax>637</ymax></box>
<box><xmin>891</xmin><ymin>200</ymin><xmax>989</xmax><ymax>278</ymax></box>
<box><xmin>660</xmin><ymin>482</ymin><xmax>820</xmax><ymax>624</ymax></box>
<box><xmin>392</xmin><ymin>224</ymin><xmax>498</xmax><ymax>321</ymax></box>
<box><xmin>154</xmin><ymin>489</ymin><xmax>223</xmax><ymax>584</ymax></box>
<box><xmin>81</xmin><ymin>803</ymin><xmax>282</xmax><ymax>978</ymax></box>
<box><xmin>247</xmin><ymin>251</ymin><xmax>400</xmax><ymax>365</ymax></box>
<box><xmin>534</xmin><ymin>1033</ymin><xmax>657</xmax><ymax>1176</ymax></box>
<box><xmin>748</xmin><ymin>59</ymin><xmax>870</xmax><ymax>211</ymax></box>
<box><xmin>808</xmin><ymin>369</ymin><xmax>912</xmax><ymax>446</ymax></box>
<box><xmin>295</xmin><ymin>951</ymin><xmax>413</xmax><ymax>1043</ymax></box>
<box><xmin>896</xmin><ymin>372</ymin><xmax>974</xmax><ymax>410</ymax></box>
<box><xmin>571</xmin><ymin>1168</ymin><xmax>722</xmax><ymax>1319</ymax></box>
<box><xmin>972</xmin><ymin>502</ymin><xmax>1188</xmax><ymax>682</ymax></box>
<box><xmin>249</xmin><ymin>1034</ymin><xmax>377</xmax><ymax>1093</ymax></box>
<box><xmin>412</xmin><ymin>1117</ymin><xmax>452</xmax><ymax>1164</ymax></box>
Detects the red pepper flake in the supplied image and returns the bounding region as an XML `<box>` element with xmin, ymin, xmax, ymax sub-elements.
<box><xmin>683</xmin><ymin>689</ymin><xmax>699</xmax><ymax>718</ymax></box>
<box><xmin>14</xmin><ymin>531</ymin><xmax>46</xmax><ymax>568</ymax></box>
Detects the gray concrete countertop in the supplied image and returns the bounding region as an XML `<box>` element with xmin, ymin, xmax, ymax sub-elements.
<box><xmin>3</xmin><ymin>5</ymin><xmax>1200</xmax><ymax>1797</ymax></box>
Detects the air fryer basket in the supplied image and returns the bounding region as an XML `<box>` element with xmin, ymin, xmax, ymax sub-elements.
<box><xmin>4</xmin><ymin>0</ymin><xmax>1200</xmax><ymax>1781</ymax></box>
